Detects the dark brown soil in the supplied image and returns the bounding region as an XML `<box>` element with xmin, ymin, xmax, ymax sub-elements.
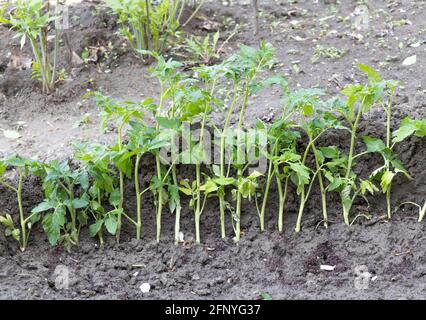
<box><xmin>1</xmin><ymin>0</ymin><xmax>426</xmax><ymax>300</ymax></box>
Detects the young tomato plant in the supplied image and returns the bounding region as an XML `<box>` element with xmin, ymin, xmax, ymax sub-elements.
<box><xmin>0</xmin><ymin>156</ymin><xmax>41</xmax><ymax>251</ymax></box>
<box><xmin>74</xmin><ymin>143</ymin><xmax>121</xmax><ymax>245</ymax></box>
<box><xmin>86</xmin><ymin>92</ymin><xmax>144</xmax><ymax>242</ymax></box>
<box><xmin>31</xmin><ymin>160</ymin><xmax>89</xmax><ymax>251</ymax></box>
<box><xmin>104</xmin><ymin>0</ymin><xmax>186</xmax><ymax>57</ymax></box>
<box><xmin>183</xmin><ymin>30</ymin><xmax>236</xmax><ymax>66</ymax></box>
<box><xmin>331</xmin><ymin>64</ymin><xmax>386</xmax><ymax>225</ymax></box>
<box><xmin>279</xmin><ymin>89</ymin><xmax>343</xmax><ymax>232</ymax></box>
<box><xmin>177</xmin><ymin>84</ymin><xmax>213</xmax><ymax>244</ymax></box>
<box><xmin>400</xmin><ymin>200</ymin><xmax>426</xmax><ymax>222</ymax></box>
<box><xmin>247</xmin><ymin>75</ymin><xmax>289</xmax><ymax>232</ymax></box>
<box><xmin>316</xmin><ymin>143</ymin><xmax>378</xmax><ymax>227</ymax></box>
<box><xmin>149</xmin><ymin>56</ymin><xmax>185</xmax><ymax>242</ymax></box>
<box><xmin>0</xmin><ymin>0</ymin><xmax>61</xmax><ymax>93</ymax></box>
<box><xmin>216</xmin><ymin>42</ymin><xmax>275</xmax><ymax>242</ymax></box>
<box><xmin>258</xmin><ymin>114</ymin><xmax>301</xmax><ymax>233</ymax></box>
<box><xmin>127</xmin><ymin>101</ymin><xmax>162</xmax><ymax>241</ymax></box>
<box><xmin>365</xmin><ymin>115</ymin><xmax>426</xmax><ymax>219</ymax></box>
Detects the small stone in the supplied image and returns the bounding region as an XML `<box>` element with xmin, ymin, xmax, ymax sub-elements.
<box><xmin>140</xmin><ymin>282</ymin><xmax>151</xmax><ymax>293</ymax></box>
<box><xmin>402</xmin><ymin>55</ymin><xmax>417</xmax><ymax>66</ymax></box>
<box><xmin>192</xmin><ymin>274</ymin><xmax>201</xmax><ymax>281</ymax></box>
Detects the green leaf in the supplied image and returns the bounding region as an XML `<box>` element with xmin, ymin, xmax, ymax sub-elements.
<box><xmin>212</xmin><ymin>165</ymin><xmax>221</xmax><ymax>177</ymax></box>
<box><xmin>79</xmin><ymin>171</ymin><xmax>90</xmax><ymax>191</ymax></box>
<box><xmin>156</xmin><ymin>117</ymin><xmax>181</xmax><ymax>130</ymax></box>
<box><xmin>380</xmin><ymin>171</ymin><xmax>395</xmax><ymax>193</ymax></box>
<box><xmin>358</xmin><ymin>64</ymin><xmax>381</xmax><ymax>83</ymax></box>
<box><xmin>11</xmin><ymin>228</ymin><xmax>20</xmax><ymax>241</ymax></box>
<box><xmin>213</xmin><ymin>177</ymin><xmax>236</xmax><ymax>186</ymax></box>
<box><xmin>363</xmin><ymin>136</ymin><xmax>386</xmax><ymax>153</ymax></box>
<box><xmin>392</xmin><ymin>117</ymin><xmax>417</xmax><ymax>143</ymax></box>
<box><xmin>340</xmin><ymin>183</ymin><xmax>354</xmax><ymax>213</ymax></box>
<box><xmin>31</xmin><ymin>201</ymin><xmax>54</xmax><ymax>213</ymax></box>
<box><xmin>72</xmin><ymin>198</ymin><xmax>89</xmax><ymax>209</ymax></box>
<box><xmin>0</xmin><ymin>214</ymin><xmax>14</xmax><ymax>229</ymax></box>
<box><xmin>318</xmin><ymin>146</ymin><xmax>340</xmax><ymax>159</ymax></box>
<box><xmin>5</xmin><ymin>155</ymin><xmax>27</xmax><ymax>167</ymax></box>
<box><xmin>52</xmin><ymin>206</ymin><xmax>66</xmax><ymax>227</ymax></box>
<box><xmin>89</xmin><ymin>220</ymin><xmax>103</xmax><ymax>237</ymax></box>
<box><xmin>168</xmin><ymin>184</ymin><xmax>180</xmax><ymax>213</ymax></box>
<box><xmin>360</xmin><ymin>179</ymin><xmax>379</xmax><ymax>195</ymax></box>
<box><xmin>200</xmin><ymin>180</ymin><xmax>219</xmax><ymax>194</ymax></box>
<box><xmin>109</xmin><ymin>189</ymin><xmax>121</xmax><ymax>207</ymax></box>
<box><xmin>392</xmin><ymin>117</ymin><xmax>426</xmax><ymax>143</ymax></box>
<box><xmin>259</xmin><ymin>292</ymin><xmax>273</xmax><ymax>300</ymax></box>
<box><xmin>247</xmin><ymin>170</ymin><xmax>263</xmax><ymax>180</ymax></box>
<box><xmin>179</xmin><ymin>187</ymin><xmax>193</xmax><ymax>196</ymax></box>
<box><xmin>105</xmin><ymin>214</ymin><xmax>118</xmax><ymax>235</ymax></box>
<box><xmin>0</xmin><ymin>161</ymin><xmax>6</xmax><ymax>176</ymax></box>
<box><xmin>42</xmin><ymin>214</ymin><xmax>60</xmax><ymax>246</ymax></box>
<box><xmin>328</xmin><ymin>177</ymin><xmax>343</xmax><ymax>192</ymax></box>
<box><xmin>303</xmin><ymin>104</ymin><xmax>313</xmax><ymax>117</ymax></box>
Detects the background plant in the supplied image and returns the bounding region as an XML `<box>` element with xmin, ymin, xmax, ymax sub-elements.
<box><xmin>104</xmin><ymin>0</ymin><xmax>202</xmax><ymax>58</ymax></box>
<box><xmin>0</xmin><ymin>0</ymin><xmax>61</xmax><ymax>93</ymax></box>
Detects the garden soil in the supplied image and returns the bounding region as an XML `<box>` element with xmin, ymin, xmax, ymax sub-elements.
<box><xmin>1</xmin><ymin>0</ymin><xmax>426</xmax><ymax>299</ymax></box>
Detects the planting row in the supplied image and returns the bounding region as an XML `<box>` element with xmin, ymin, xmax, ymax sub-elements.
<box><xmin>1</xmin><ymin>43</ymin><xmax>426</xmax><ymax>251</ymax></box>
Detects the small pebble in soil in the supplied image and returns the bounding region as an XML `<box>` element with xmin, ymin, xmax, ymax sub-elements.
<box><xmin>140</xmin><ymin>282</ymin><xmax>151</xmax><ymax>293</ymax></box>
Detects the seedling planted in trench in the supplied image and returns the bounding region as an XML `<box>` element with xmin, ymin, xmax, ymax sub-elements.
<box><xmin>331</xmin><ymin>64</ymin><xmax>388</xmax><ymax>225</ymax></box>
<box><xmin>219</xmin><ymin>42</ymin><xmax>275</xmax><ymax>242</ymax></box>
<box><xmin>31</xmin><ymin>160</ymin><xmax>89</xmax><ymax>251</ymax></box>
<box><xmin>88</xmin><ymin>92</ymin><xmax>144</xmax><ymax>242</ymax></box>
<box><xmin>399</xmin><ymin>200</ymin><xmax>426</xmax><ymax>222</ymax></box>
<box><xmin>0</xmin><ymin>156</ymin><xmax>41</xmax><ymax>251</ymax></box>
<box><xmin>150</xmin><ymin>56</ymin><xmax>185</xmax><ymax>243</ymax></box>
<box><xmin>365</xmin><ymin>115</ymin><xmax>426</xmax><ymax>219</ymax></box>
<box><xmin>74</xmin><ymin>143</ymin><xmax>120</xmax><ymax>245</ymax></box>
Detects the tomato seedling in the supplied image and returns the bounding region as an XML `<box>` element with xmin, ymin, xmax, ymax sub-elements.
<box><xmin>0</xmin><ymin>156</ymin><xmax>41</xmax><ymax>251</ymax></box>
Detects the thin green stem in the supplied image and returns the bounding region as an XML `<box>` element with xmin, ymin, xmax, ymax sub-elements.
<box><xmin>295</xmin><ymin>167</ymin><xmax>321</xmax><ymax>232</ymax></box>
<box><xmin>155</xmin><ymin>83</ymin><xmax>165</xmax><ymax>242</ymax></box>
<box><xmin>277</xmin><ymin>175</ymin><xmax>289</xmax><ymax>233</ymax></box>
<box><xmin>172</xmin><ymin>165</ymin><xmax>181</xmax><ymax>245</ymax></box>
<box><xmin>135</xmin><ymin>154</ymin><xmax>142</xmax><ymax>240</ymax></box>
<box><xmin>122</xmin><ymin>211</ymin><xmax>138</xmax><ymax>226</ymax></box>
<box><xmin>195</xmin><ymin>163</ymin><xmax>201</xmax><ymax>243</ymax></box>
<box><xmin>218</xmin><ymin>84</ymin><xmax>239</xmax><ymax>239</ymax></box>
<box><xmin>194</xmin><ymin>102</ymin><xmax>209</xmax><ymax>244</ymax></box>
<box><xmin>259</xmin><ymin>142</ymin><xmax>277</xmax><ymax>232</ymax></box>
<box><xmin>182</xmin><ymin>0</ymin><xmax>205</xmax><ymax>27</ymax></box>
<box><xmin>342</xmin><ymin>99</ymin><xmax>365</xmax><ymax>225</ymax></box>
<box><xmin>0</xmin><ymin>180</ymin><xmax>18</xmax><ymax>193</ymax></box>
<box><xmin>234</xmin><ymin>84</ymin><xmax>250</xmax><ymax>242</ymax></box>
<box><xmin>116</xmin><ymin>125</ymin><xmax>124</xmax><ymax>243</ymax></box>
<box><xmin>312</xmin><ymin>144</ymin><xmax>328</xmax><ymax>228</ymax></box>
<box><xmin>17</xmin><ymin>171</ymin><xmax>26</xmax><ymax>251</ymax></box>
<box><xmin>51</xmin><ymin>0</ymin><xmax>60</xmax><ymax>88</ymax></box>
<box><xmin>385</xmin><ymin>92</ymin><xmax>393</xmax><ymax>219</ymax></box>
